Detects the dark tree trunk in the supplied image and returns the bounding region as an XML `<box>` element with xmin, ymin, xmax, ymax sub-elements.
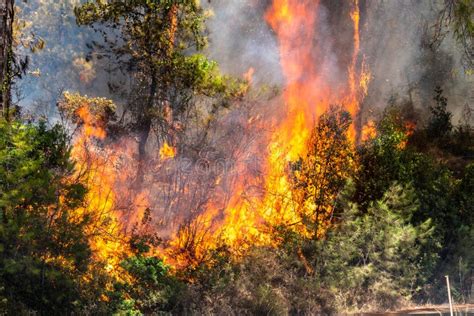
<box><xmin>135</xmin><ymin>4</ymin><xmax>177</xmax><ymax>185</ymax></box>
<box><xmin>135</xmin><ymin>72</ymin><xmax>157</xmax><ymax>185</ymax></box>
<box><xmin>0</xmin><ymin>0</ymin><xmax>13</xmax><ymax>120</ymax></box>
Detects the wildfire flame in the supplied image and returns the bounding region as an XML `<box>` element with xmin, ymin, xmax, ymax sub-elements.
<box><xmin>70</xmin><ymin>105</ymin><xmax>132</xmax><ymax>279</ymax></box>
<box><xmin>66</xmin><ymin>98</ymin><xmax>150</xmax><ymax>280</ymax></box>
<box><xmin>166</xmin><ymin>0</ymin><xmax>371</xmax><ymax>268</ymax></box>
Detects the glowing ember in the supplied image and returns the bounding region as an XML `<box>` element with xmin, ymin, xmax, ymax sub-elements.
<box><xmin>361</xmin><ymin>119</ymin><xmax>377</xmax><ymax>142</ymax></box>
<box><xmin>159</xmin><ymin>141</ymin><xmax>177</xmax><ymax>160</ymax></box>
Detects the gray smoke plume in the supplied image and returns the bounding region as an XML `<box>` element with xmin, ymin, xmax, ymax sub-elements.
<box><xmin>204</xmin><ymin>0</ymin><xmax>472</xmax><ymax>124</ymax></box>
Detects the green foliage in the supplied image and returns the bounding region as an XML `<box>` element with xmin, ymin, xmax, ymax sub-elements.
<box><xmin>355</xmin><ymin>101</ymin><xmax>474</xmax><ymax>303</ymax></box>
<box><xmin>75</xmin><ymin>0</ymin><xmax>207</xmax><ymax>50</ymax></box>
<box><xmin>451</xmin><ymin>0</ymin><xmax>474</xmax><ymax>41</ymax></box>
<box><xmin>0</xmin><ymin>98</ymin><xmax>470</xmax><ymax>314</ymax></box>
<box><xmin>102</xmin><ymin>255</ymin><xmax>182</xmax><ymax>315</ymax></box>
<box><xmin>354</xmin><ymin>107</ymin><xmax>414</xmax><ymax>208</ymax></box>
<box><xmin>176</xmin><ymin>184</ymin><xmax>435</xmax><ymax>314</ymax></box>
<box><xmin>355</xmin><ymin>103</ymin><xmax>457</xmax><ymax>230</ymax></box>
<box><xmin>171</xmin><ymin>103</ymin><xmax>472</xmax><ymax>314</ymax></box>
<box><xmin>117</xmin><ymin>255</ymin><xmax>183</xmax><ymax>313</ymax></box>
<box><xmin>103</xmin><ymin>212</ymin><xmax>184</xmax><ymax>314</ymax></box>
<box><xmin>450</xmin><ymin>0</ymin><xmax>474</xmax><ymax>67</ymax></box>
<box><xmin>0</xmin><ymin>119</ymin><xmax>92</xmax><ymax>313</ymax></box>
<box><xmin>3</xmin><ymin>0</ymin><xmax>472</xmax><ymax>314</ymax></box>
<box><xmin>433</xmin><ymin>162</ymin><xmax>474</xmax><ymax>302</ymax></box>
<box><xmin>427</xmin><ymin>86</ymin><xmax>452</xmax><ymax>140</ymax></box>
<box><xmin>432</xmin><ymin>0</ymin><xmax>474</xmax><ymax>68</ymax></box>
<box><xmin>410</xmin><ymin>88</ymin><xmax>473</xmax><ymax>174</ymax></box>
<box><xmin>313</xmin><ymin>184</ymin><xmax>437</xmax><ymax>311</ymax></box>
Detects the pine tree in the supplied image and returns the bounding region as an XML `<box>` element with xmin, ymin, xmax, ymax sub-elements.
<box><xmin>290</xmin><ymin>106</ymin><xmax>355</xmax><ymax>238</ymax></box>
<box><xmin>314</xmin><ymin>184</ymin><xmax>437</xmax><ymax>311</ymax></box>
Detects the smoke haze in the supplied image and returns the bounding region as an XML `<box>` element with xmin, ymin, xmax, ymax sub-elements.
<box><xmin>17</xmin><ymin>0</ymin><xmax>472</xmax><ymax>124</ymax></box>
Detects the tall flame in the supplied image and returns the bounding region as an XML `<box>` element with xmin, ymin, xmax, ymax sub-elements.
<box><xmin>347</xmin><ymin>0</ymin><xmax>361</xmax><ymax>139</ymax></box>
<box><xmin>166</xmin><ymin>0</ymin><xmax>371</xmax><ymax>268</ymax></box>
<box><xmin>70</xmin><ymin>105</ymin><xmax>131</xmax><ymax>278</ymax></box>
<box><xmin>68</xmin><ymin>101</ymin><xmax>150</xmax><ymax>279</ymax></box>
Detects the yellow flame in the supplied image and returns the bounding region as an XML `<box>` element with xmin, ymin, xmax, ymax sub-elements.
<box><xmin>159</xmin><ymin>141</ymin><xmax>177</xmax><ymax>160</ymax></box>
<box><xmin>70</xmin><ymin>106</ymin><xmax>132</xmax><ymax>281</ymax></box>
<box><xmin>68</xmin><ymin>1</ymin><xmax>374</xmax><ymax>272</ymax></box>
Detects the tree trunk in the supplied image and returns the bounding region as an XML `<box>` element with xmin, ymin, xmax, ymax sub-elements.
<box><xmin>135</xmin><ymin>4</ymin><xmax>178</xmax><ymax>185</ymax></box>
<box><xmin>135</xmin><ymin>72</ymin><xmax>157</xmax><ymax>185</ymax></box>
<box><xmin>0</xmin><ymin>0</ymin><xmax>13</xmax><ymax>120</ymax></box>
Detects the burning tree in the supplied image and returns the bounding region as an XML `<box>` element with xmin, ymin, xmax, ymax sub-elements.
<box><xmin>74</xmin><ymin>0</ymin><xmax>245</xmax><ymax>183</ymax></box>
<box><xmin>291</xmin><ymin>107</ymin><xmax>355</xmax><ymax>239</ymax></box>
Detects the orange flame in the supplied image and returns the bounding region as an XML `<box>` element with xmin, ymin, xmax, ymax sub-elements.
<box><xmin>68</xmin><ymin>101</ymin><xmax>151</xmax><ymax>280</ymax></box>
<box><xmin>70</xmin><ymin>106</ymin><xmax>132</xmax><ymax>279</ymax></box>
<box><xmin>398</xmin><ymin>121</ymin><xmax>416</xmax><ymax>149</ymax></box>
<box><xmin>164</xmin><ymin>0</ymin><xmax>371</xmax><ymax>268</ymax></box>
<box><xmin>346</xmin><ymin>0</ymin><xmax>361</xmax><ymax>139</ymax></box>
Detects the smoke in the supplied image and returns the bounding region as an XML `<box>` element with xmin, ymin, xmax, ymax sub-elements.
<box><xmin>17</xmin><ymin>1</ymin><xmax>472</xmax><ymax>123</ymax></box>
<box><xmin>203</xmin><ymin>0</ymin><xmax>282</xmax><ymax>86</ymax></box>
<box><xmin>16</xmin><ymin>0</ymin><xmax>118</xmax><ymax>119</ymax></box>
<box><xmin>360</xmin><ymin>0</ymin><xmax>472</xmax><ymax>123</ymax></box>
<box><xmin>204</xmin><ymin>0</ymin><xmax>472</xmax><ymax>123</ymax></box>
